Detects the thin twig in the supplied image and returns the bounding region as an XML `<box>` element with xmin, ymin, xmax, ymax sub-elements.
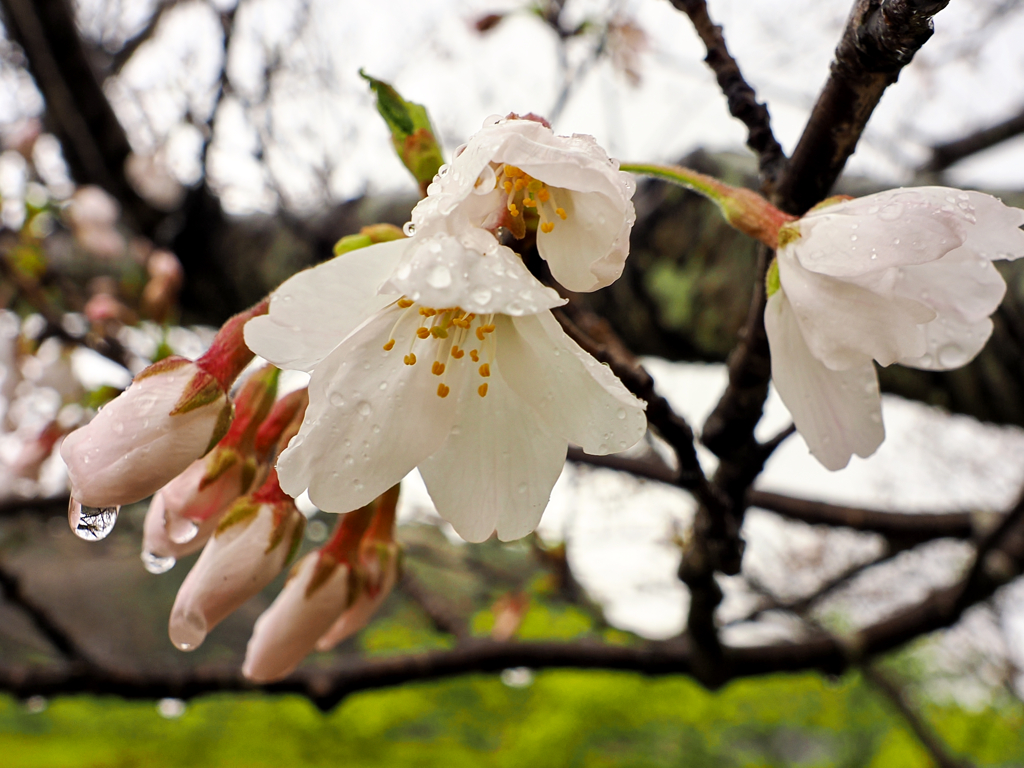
<box><xmin>0</xmin><ymin>560</ymin><xmax>93</xmax><ymax>663</ymax></box>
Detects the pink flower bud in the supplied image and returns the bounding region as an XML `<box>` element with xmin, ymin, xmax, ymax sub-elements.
<box><xmin>168</xmin><ymin>473</ymin><xmax>305</xmax><ymax>651</ymax></box>
<box><xmin>60</xmin><ymin>357</ymin><xmax>232</xmax><ymax>508</ymax></box>
<box><xmin>242</xmin><ymin>503</ymin><xmax>374</xmax><ymax>683</ymax></box>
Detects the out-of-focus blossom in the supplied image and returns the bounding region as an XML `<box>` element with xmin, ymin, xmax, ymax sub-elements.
<box><xmin>168</xmin><ymin>467</ymin><xmax>305</xmax><ymax>651</ymax></box>
<box><xmin>607</xmin><ymin>16</ymin><xmax>648</xmax><ymax>86</ymax></box>
<box><xmin>126</xmin><ymin>151</ymin><xmax>186</xmax><ymax>212</ymax></box>
<box><xmin>61</xmin><ymin>301</ymin><xmax>268</xmax><ymax>508</ymax></box>
<box><xmin>141</xmin><ymin>250</ymin><xmax>184</xmax><ymax>323</ymax></box>
<box><xmin>67</xmin><ymin>186</ymin><xmax>125</xmax><ymax>259</ymax></box>
<box><xmin>766</xmin><ymin>187</ymin><xmax>1024</xmax><ymax>470</ymax></box>
<box><xmin>242</xmin><ymin>503</ymin><xmax>375</xmax><ymax>683</ymax></box>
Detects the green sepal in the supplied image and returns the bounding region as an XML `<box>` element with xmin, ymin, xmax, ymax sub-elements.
<box><xmin>360</xmin><ymin>70</ymin><xmax>444</xmax><ymax>190</ymax></box>
<box><xmin>240</xmin><ymin>457</ymin><xmax>258</xmax><ymax>494</ymax></box>
<box><xmin>170</xmin><ymin>370</ymin><xmax>225</xmax><ymax>416</ymax></box>
<box><xmin>134</xmin><ymin>355</ymin><xmax>190</xmax><ymax>382</ymax></box>
<box><xmin>304</xmin><ymin>554</ymin><xmax>341</xmax><ymax>598</ymax></box>
<box><xmin>333</xmin><ymin>224</ymin><xmax>405</xmax><ymax>256</ymax></box>
<box><xmin>203</xmin><ymin>401</ymin><xmax>234</xmax><ymax>455</ymax></box>
<box><xmin>284</xmin><ymin>516</ymin><xmax>306</xmax><ymax>564</ymax></box>
<box><xmin>265</xmin><ymin>505</ymin><xmax>291</xmax><ymax>554</ymax></box>
<box><xmin>808</xmin><ymin>194</ymin><xmax>854</xmax><ymax>213</ymax></box>
<box><xmin>333</xmin><ymin>233</ymin><xmax>373</xmax><ymax>256</ymax></box>
<box><xmin>766</xmin><ymin>258</ymin><xmax>781</xmax><ymax>298</ymax></box>
<box><xmin>215</xmin><ymin>498</ymin><xmax>260</xmax><ymax>536</ymax></box>
<box><xmin>200</xmin><ymin>446</ymin><xmax>240</xmax><ymax>491</ymax></box>
<box><xmin>776</xmin><ymin>222</ymin><xmax>801</xmax><ymax>251</ymax></box>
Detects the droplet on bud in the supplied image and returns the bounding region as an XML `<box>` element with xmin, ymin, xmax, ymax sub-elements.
<box><xmin>167</xmin><ymin>516</ymin><xmax>199</xmax><ymax>544</ymax></box>
<box><xmin>141</xmin><ymin>550</ymin><xmax>176</xmax><ymax>574</ymax></box>
<box><xmin>68</xmin><ymin>498</ymin><xmax>120</xmax><ymax>541</ymax></box>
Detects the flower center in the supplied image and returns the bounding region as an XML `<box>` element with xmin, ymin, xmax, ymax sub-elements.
<box><xmin>496</xmin><ymin>165</ymin><xmax>568</xmax><ymax>238</ymax></box>
<box><xmin>382</xmin><ymin>299</ymin><xmax>496</xmax><ymax>398</ymax></box>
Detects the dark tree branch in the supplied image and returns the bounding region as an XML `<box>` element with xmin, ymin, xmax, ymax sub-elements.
<box><xmin>864</xmin><ymin>665</ymin><xmax>975</xmax><ymax>768</ymax></box>
<box><xmin>920</xmin><ymin>104</ymin><xmax>1024</xmax><ymax>174</ymax></box>
<box><xmin>400</xmin><ymin>571</ymin><xmax>470</xmax><ymax>640</ymax></box>
<box><xmin>0</xmin><ymin>0</ymin><xmax>160</xmax><ymax>234</ymax></box>
<box><xmin>748</xmin><ymin>490</ymin><xmax>977</xmax><ymax>543</ymax></box>
<box><xmin>108</xmin><ymin>0</ymin><xmax>181</xmax><ymax>75</ymax></box>
<box><xmin>566</xmin><ymin>446</ymin><xmax>679</xmax><ymax>484</ymax></box>
<box><xmin>669</xmin><ymin>0</ymin><xmax>787</xmax><ymax>189</ymax></box>
<box><xmin>775</xmin><ymin>0</ymin><xmax>951</xmax><ymax>215</ymax></box>
<box><xmin>0</xmin><ymin>495</ymin><xmax>70</xmax><ymax>519</ymax></box>
<box><xmin>0</xmin><ymin>561</ymin><xmax>92</xmax><ymax>663</ymax></box>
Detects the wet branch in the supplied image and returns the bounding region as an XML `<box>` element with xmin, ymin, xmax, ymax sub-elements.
<box><xmin>400</xmin><ymin>571</ymin><xmax>470</xmax><ymax>641</ymax></box>
<box><xmin>0</xmin><ymin>561</ymin><xmax>93</xmax><ymax>663</ymax></box>
<box><xmin>668</xmin><ymin>0</ymin><xmax>787</xmax><ymax>188</ymax></box>
<box><xmin>920</xmin><ymin>104</ymin><xmax>1024</xmax><ymax>174</ymax></box>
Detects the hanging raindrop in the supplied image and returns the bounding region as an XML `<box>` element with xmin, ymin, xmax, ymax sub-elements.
<box><xmin>68</xmin><ymin>498</ymin><xmax>120</xmax><ymax>541</ymax></box>
<box><xmin>141</xmin><ymin>550</ymin><xmax>176</xmax><ymax>574</ymax></box>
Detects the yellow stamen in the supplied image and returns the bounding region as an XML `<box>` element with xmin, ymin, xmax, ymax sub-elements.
<box><xmin>419</xmin><ymin>307</ymin><xmax>436</xmax><ymax>317</ymax></box>
<box><xmin>430</xmin><ymin>326</ymin><xmax>448</xmax><ymax>339</ymax></box>
<box><xmin>503</xmin><ymin>180</ymin><xmax>513</xmax><ymax>193</ymax></box>
<box><xmin>523</xmin><ymin>197</ymin><xmax>537</xmax><ymax>208</ymax></box>
<box><xmin>397</xmin><ymin>298</ymin><xmax>414</xmax><ymax>308</ymax></box>
<box><xmin>478</xmin><ymin>383</ymin><xmax>488</xmax><ymax>398</ymax></box>
<box><xmin>470</xmin><ymin>350</ymin><xmax>480</xmax><ymax>362</ymax></box>
<box><xmin>538</xmin><ymin>188</ymin><xmax>550</xmax><ymax>203</ymax></box>
<box><xmin>508</xmin><ymin>203</ymin><xmax>519</xmax><ymax>217</ymax></box>
<box><xmin>431</xmin><ymin>361</ymin><xmax>446</xmax><ymax>376</ymax></box>
<box><xmin>478</xmin><ymin>363</ymin><xmax>490</xmax><ymax>377</ymax></box>
<box><xmin>382</xmin><ymin>339</ymin><xmax>395</xmax><ymax>351</ymax></box>
<box><xmin>404</xmin><ymin>353</ymin><xmax>417</xmax><ymax>365</ymax></box>
<box><xmin>451</xmin><ymin>346</ymin><xmax>465</xmax><ymax>359</ymax></box>
<box><xmin>416</xmin><ymin>327</ymin><xmax>430</xmax><ymax>339</ymax></box>
<box><xmin>437</xmin><ymin>383</ymin><xmax>450</xmax><ymax>398</ymax></box>
<box><xmin>514</xmin><ymin>178</ymin><xmax>526</xmax><ymax>192</ymax></box>
<box><xmin>541</xmin><ymin>221</ymin><xmax>554</xmax><ymax>234</ymax></box>
<box><xmin>556</xmin><ymin>207</ymin><xmax>567</xmax><ymax>220</ymax></box>
<box><xmin>504</xmin><ymin>165</ymin><xmax>522</xmax><ymax>177</ymax></box>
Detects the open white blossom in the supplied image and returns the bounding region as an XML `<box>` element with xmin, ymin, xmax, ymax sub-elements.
<box><xmin>412</xmin><ymin>115</ymin><xmax>636</xmax><ymax>293</ymax></box>
<box><xmin>766</xmin><ymin>187</ymin><xmax>1024</xmax><ymax>470</ymax></box>
<box><xmin>245</xmin><ymin>228</ymin><xmax>647</xmax><ymax>542</ymax></box>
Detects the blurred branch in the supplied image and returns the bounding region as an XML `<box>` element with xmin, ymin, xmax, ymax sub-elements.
<box><xmin>0</xmin><ymin>561</ymin><xmax>93</xmax><ymax>663</ymax></box>
<box><xmin>775</xmin><ymin>0</ymin><xmax>951</xmax><ymax>214</ymax></box>
<box><xmin>566</xmin><ymin>446</ymin><xmax>679</xmax><ymax>484</ymax></box>
<box><xmin>0</xmin><ymin>0</ymin><xmax>160</xmax><ymax>234</ymax></box>
<box><xmin>400</xmin><ymin>571</ymin><xmax>470</xmax><ymax>640</ymax></box>
<box><xmin>920</xmin><ymin>104</ymin><xmax>1024</xmax><ymax>174</ymax></box>
<box><xmin>0</xmin><ymin>495</ymin><xmax>70</xmax><ymax>519</ymax></box>
<box><xmin>668</xmin><ymin>0</ymin><xmax>787</xmax><ymax>189</ymax></box>
<box><xmin>864</xmin><ymin>665</ymin><xmax>976</xmax><ymax>768</ymax></box>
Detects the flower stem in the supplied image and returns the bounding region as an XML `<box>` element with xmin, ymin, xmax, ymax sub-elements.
<box><xmin>619</xmin><ymin>162</ymin><xmax>796</xmax><ymax>248</ymax></box>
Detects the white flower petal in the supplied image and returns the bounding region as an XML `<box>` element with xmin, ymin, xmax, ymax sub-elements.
<box><xmin>960</xmin><ymin>191</ymin><xmax>1024</xmax><ymax>260</ymax></box>
<box><xmin>778</xmin><ymin>248</ymin><xmax>934</xmax><ymax>369</ymax></box>
<box><xmin>794</xmin><ymin>188</ymin><xmax>968</xmax><ymax>278</ymax></box>
<box><xmin>538</xmin><ymin>188</ymin><xmax>632</xmax><ymax>292</ymax></box>
<box><xmin>244</xmin><ymin>239</ymin><xmax>408</xmax><ymax>372</ymax></box>
<box><xmin>276</xmin><ymin>307</ymin><xmax>460</xmax><ymax>513</ymax></box>
<box><xmin>419</xmin><ymin>358</ymin><xmax>567</xmax><ymax>543</ymax></box>
<box><xmin>382</xmin><ymin>231</ymin><xmax>564</xmax><ymax>316</ymax></box>
<box><xmin>765</xmin><ymin>292</ymin><xmax>884</xmax><ymax>471</ymax></box>
<box><xmin>496</xmin><ymin>312</ymin><xmax>647</xmax><ymax>455</ymax></box>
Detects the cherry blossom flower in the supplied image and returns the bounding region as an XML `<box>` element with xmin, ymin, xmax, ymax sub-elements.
<box><xmin>243</xmin><ymin>503</ymin><xmax>375</xmax><ymax>683</ymax></box>
<box><xmin>245</xmin><ymin>228</ymin><xmax>647</xmax><ymax>543</ymax></box>
<box><xmin>766</xmin><ymin>187</ymin><xmax>1024</xmax><ymax>470</ymax></box>
<box><xmin>168</xmin><ymin>468</ymin><xmax>305</xmax><ymax>652</ymax></box>
<box><xmin>60</xmin><ymin>301</ymin><xmax>267</xmax><ymax>509</ymax></box>
<box><xmin>412</xmin><ymin>115</ymin><xmax>636</xmax><ymax>293</ymax></box>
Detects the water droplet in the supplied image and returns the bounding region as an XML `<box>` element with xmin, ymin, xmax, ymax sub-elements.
<box><xmin>850</xmin><ymin>235</ymin><xmax>858</xmax><ymax>242</ymax></box>
<box><xmin>372</xmin><ymin>424</ymin><xmax>381</xmax><ymax>434</ymax></box>
<box><xmin>329</xmin><ymin>392</ymin><xmax>345</xmax><ymax>407</ymax></box>
<box><xmin>344</xmin><ymin>454</ymin><xmax>355</xmax><ymax>466</ymax></box>
<box><xmin>168</xmin><ymin>517</ymin><xmax>199</xmax><ymax>544</ymax></box>
<box><xmin>471</xmin><ymin>287</ymin><xmax>492</xmax><ymax>307</ymax></box>
<box><xmin>937</xmin><ymin>344</ymin><xmax>962</xmax><ymax>367</ymax></box>
<box><xmin>112</xmin><ymin>421</ymin><xmax>124</xmax><ymax>434</ymax></box>
<box><xmin>516</xmin><ymin>483</ymin><xmax>528</xmax><ymax>495</ymax></box>
<box><xmin>353</xmin><ymin>479</ymin><xmax>364</xmax><ymax>491</ymax></box>
<box><xmin>378</xmin><ymin>381</ymin><xmax>388</xmax><ymax>391</ymax></box>
<box><xmin>870</xmin><ymin>254</ymin><xmax>877</xmax><ymax>260</ymax></box>
<box><xmin>427</xmin><ymin>264</ymin><xmax>452</xmax><ymax>288</ymax></box>
<box><xmin>616</xmin><ymin>408</ymin><xmax>626</xmax><ymax>420</ymax></box>
<box><xmin>357</xmin><ymin>401</ymin><xmax>371</xmax><ymax>417</ymax></box>
<box><xmin>157</xmin><ymin>698</ymin><xmax>186</xmax><ymax>719</ymax></box>
<box><xmin>170</xmin><ymin>610</ymin><xmax>207</xmax><ymax>651</ymax></box>
<box><xmin>68</xmin><ymin>499</ymin><xmax>119</xmax><ymax>541</ymax></box>
<box><xmin>437</xmin><ymin>164</ymin><xmax>450</xmax><ymax>178</ymax></box>
<box><xmin>141</xmin><ymin>550</ymin><xmax>176</xmax><ymax>574</ymax></box>
<box><xmin>597</xmin><ymin>443</ymin><xmax>608</xmax><ymax>453</ymax></box>
<box><xmin>450</xmin><ymin>425</ymin><xmax>462</xmax><ymax>436</ymax></box>
<box><xmin>879</xmin><ymin>202</ymin><xmax>903</xmax><ymax>221</ymax></box>
<box><xmin>402</xmin><ymin>222</ymin><xmax>416</xmax><ymax>237</ymax></box>
<box><xmin>869</xmin><ymin>412</ymin><xmax>882</xmax><ymax>424</ymax></box>
<box><xmin>892</xmin><ymin>238</ymin><xmax>900</xmax><ymax>245</ymax></box>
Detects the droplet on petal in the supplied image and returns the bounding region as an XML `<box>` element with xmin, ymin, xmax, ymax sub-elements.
<box><xmin>142</xmin><ymin>550</ymin><xmax>176</xmax><ymax>574</ymax></box>
<box><xmin>68</xmin><ymin>498</ymin><xmax>120</xmax><ymax>541</ymax></box>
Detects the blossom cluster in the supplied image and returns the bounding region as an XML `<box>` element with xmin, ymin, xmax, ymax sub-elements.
<box><xmin>54</xmin><ymin>109</ymin><xmax>1024</xmax><ymax>683</ymax></box>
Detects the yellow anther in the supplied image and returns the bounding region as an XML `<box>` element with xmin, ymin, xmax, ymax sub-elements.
<box><xmin>556</xmin><ymin>207</ymin><xmax>567</xmax><ymax>220</ymax></box>
<box><xmin>508</xmin><ymin>203</ymin><xmax>519</xmax><ymax>217</ymax></box>
<box><xmin>437</xmin><ymin>383</ymin><xmax>450</xmax><ymax>398</ymax></box>
<box><xmin>430</xmin><ymin>326</ymin><xmax>448</xmax><ymax>339</ymax></box>
<box><xmin>404</xmin><ymin>353</ymin><xmax>417</xmax><ymax>365</ymax></box>
<box><xmin>397</xmin><ymin>298</ymin><xmax>414</xmax><ymax>308</ymax></box>
<box><xmin>522</xmin><ymin>197</ymin><xmax>537</xmax><ymax>208</ymax></box>
<box><xmin>382</xmin><ymin>339</ymin><xmax>396</xmax><ymax>351</ymax></box>
<box><xmin>419</xmin><ymin>307</ymin><xmax>436</xmax><ymax>317</ymax></box>
<box><xmin>541</xmin><ymin>221</ymin><xmax>555</xmax><ymax>234</ymax></box>
<box><xmin>431</xmin><ymin>361</ymin><xmax>446</xmax><ymax>376</ymax></box>
<box><xmin>538</xmin><ymin>188</ymin><xmax>550</xmax><ymax>203</ymax></box>
<box><xmin>470</xmin><ymin>350</ymin><xmax>480</xmax><ymax>362</ymax></box>
<box><xmin>451</xmin><ymin>346</ymin><xmax>465</xmax><ymax>359</ymax></box>
<box><xmin>483</xmin><ymin>323</ymin><xmax>496</xmax><ymax>334</ymax></box>
<box><xmin>478</xmin><ymin>383</ymin><xmax>489</xmax><ymax>398</ymax></box>
<box><xmin>416</xmin><ymin>327</ymin><xmax>430</xmax><ymax>339</ymax></box>
<box><xmin>478</xmin><ymin>363</ymin><xmax>491</xmax><ymax>377</ymax></box>
<box><xmin>475</xmin><ymin>327</ymin><xmax>486</xmax><ymax>341</ymax></box>
<box><xmin>503</xmin><ymin>181</ymin><xmax>513</xmax><ymax>193</ymax></box>
<box><xmin>514</xmin><ymin>178</ymin><xmax>526</xmax><ymax>191</ymax></box>
<box><xmin>504</xmin><ymin>165</ymin><xmax>522</xmax><ymax>177</ymax></box>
